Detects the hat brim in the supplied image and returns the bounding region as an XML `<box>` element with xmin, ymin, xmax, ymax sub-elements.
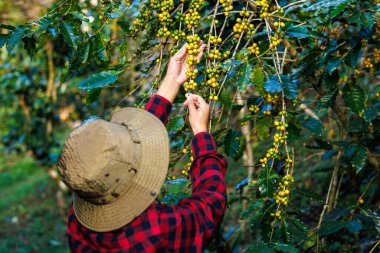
<box><xmin>73</xmin><ymin>108</ymin><xmax>169</xmax><ymax>232</ymax></box>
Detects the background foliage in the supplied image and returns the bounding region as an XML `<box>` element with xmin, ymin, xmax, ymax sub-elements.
<box><xmin>1</xmin><ymin>0</ymin><xmax>380</xmax><ymax>252</ymax></box>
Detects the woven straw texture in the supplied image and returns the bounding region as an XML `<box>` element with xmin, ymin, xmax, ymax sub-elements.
<box><xmin>58</xmin><ymin>108</ymin><xmax>169</xmax><ymax>232</ymax></box>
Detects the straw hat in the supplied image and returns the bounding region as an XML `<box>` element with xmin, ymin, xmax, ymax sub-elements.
<box><xmin>57</xmin><ymin>108</ymin><xmax>169</xmax><ymax>232</ymax></box>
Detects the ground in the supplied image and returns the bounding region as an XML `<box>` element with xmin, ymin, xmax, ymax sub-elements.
<box><xmin>0</xmin><ymin>154</ymin><xmax>70</xmax><ymax>253</ymax></box>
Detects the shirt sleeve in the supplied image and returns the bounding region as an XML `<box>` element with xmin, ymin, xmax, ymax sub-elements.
<box><xmin>158</xmin><ymin>132</ymin><xmax>227</xmax><ymax>251</ymax></box>
<box><xmin>144</xmin><ymin>94</ymin><xmax>172</xmax><ymax>125</ymax></box>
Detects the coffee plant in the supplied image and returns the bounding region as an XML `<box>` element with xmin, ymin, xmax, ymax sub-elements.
<box><xmin>1</xmin><ymin>0</ymin><xmax>380</xmax><ymax>251</ymax></box>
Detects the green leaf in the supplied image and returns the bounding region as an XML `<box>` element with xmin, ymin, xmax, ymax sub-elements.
<box><xmin>107</xmin><ymin>12</ymin><xmax>121</xmax><ymax>19</ymax></box>
<box><xmin>167</xmin><ymin>116</ymin><xmax>185</xmax><ymax>132</ymax></box>
<box><xmin>282</xmin><ymin>75</ymin><xmax>298</xmax><ymax>99</ymax></box>
<box><xmin>240</xmin><ymin>201</ymin><xmax>263</xmax><ymax>220</ymax></box>
<box><xmin>346</xmin><ymin>220</ymin><xmax>363</xmax><ymax>233</ymax></box>
<box><xmin>59</xmin><ymin>20</ymin><xmax>80</xmax><ymax>50</ymax></box>
<box><xmin>305</xmin><ymin>0</ymin><xmax>353</xmax><ymax>13</ymax></box>
<box><xmin>318</xmin><ymin>220</ymin><xmax>349</xmax><ymax>236</ymax></box>
<box><xmin>79</xmin><ymin>70</ymin><xmax>121</xmax><ymax>90</ymax></box>
<box><xmin>273</xmin><ymin>243</ymin><xmax>299</xmax><ymax>253</ymax></box>
<box><xmin>297</xmin><ymin>114</ymin><xmax>324</xmax><ymax>136</ymax></box>
<box><xmin>252</xmin><ymin>65</ymin><xmax>265</xmax><ymax>94</ymax></box>
<box><xmin>240</xmin><ymin>114</ymin><xmax>255</xmax><ymax>123</ymax></box>
<box><xmin>287</xmin><ymin>216</ymin><xmax>309</xmax><ymax>241</ymax></box>
<box><xmin>94</xmin><ymin>33</ymin><xmax>109</xmax><ymax>62</ymax></box>
<box><xmin>264</xmin><ymin>76</ymin><xmax>282</xmax><ymax>93</ymax></box>
<box><xmin>327</xmin><ymin>59</ymin><xmax>344</xmax><ymax>74</ymax></box>
<box><xmin>0</xmin><ymin>24</ymin><xmax>16</xmax><ymax>30</ymax></box>
<box><xmin>0</xmin><ymin>34</ymin><xmax>8</xmax><ymax>48</ymax></box>
<box><xmin>6</xmin><ymin>26</ymin><xmax>27</xmax><ymax>52</ymax></box>
<box><xmin>330</xmin><ymin>4</ymin><xmax>347</xmax><ymax>18</ymax></box>
<box><xmin>286</xmin><ymin>25</ymin><xmax>310</xmax><ymax>39</ymax></box>
<box><xmin>221</xmin><ymin>59</ymin><xmax>242</xmax><ymax>69</ymax></box>
<box><xmin>238</xmin><ymin>63</ymin><xmax>252</xmax><ymax>91</ymax></box>
<box><xmin>224</xmin><ymin>129</ymin><xmax>242</xmax><ymax>159</ymax></box>
<box><xmin>22</xmin><ymin>36</ymin><xmax>37</xmax><ymax>58</ymax></box>
<box><xmin>286</xmin><ymin>122</ymin><xmax>300</xmax><ymax>142</ymax></box>
<box><xmin>361</xmin><ymin>12</ymin><xmax>375</xmax><ymax>29</ymax></box>
<box><xmin>351</xmin><ymin>146</ymin><xmax>367</xmax><ymax>173</ymax></box>
<box><xmin>256</xmin><ymin>117</ymin><xmax>273</xmax><ymax>140</ymax></box>
<box><xmin>35</xmin><ymin>16</ymin><xmax>53</xmax><ymax>32</ymax></box>
<box><xmin>244</xmin><ymin>243</ymin><xmax>273</xmax><ymax>253</ymax></box>
<box><xmin>317</xmin><ymin>89</ymin><xmax>338</xmax><ymax>110</ymax></box>
<box><xmin>86</xmin><ymin>88</ymin><xmax>101</xmax><ymax>104</ymax></box>
<box><xmin>364</xmin><ymin>104</ymin><xmax>380</xmax><ymax>122</ymax></box>
<box><xmin>343</xmin><ymin>84</ymin><xmax>365</xmax><ymax>114</ymax></box>
<box><xmin>77</xmin><ymin>41</ymin><xmax>91</xmax><ymax>64</ymax></box>
<box><xmin>293</xmin><ymin>188</ymin><xmax>324</xmax><ymax>204</ymax></box>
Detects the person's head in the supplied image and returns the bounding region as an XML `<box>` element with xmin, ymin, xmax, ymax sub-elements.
<box><xmin>57</xmin><ymin>108</ymin><xmax>169</xmax><ymax>232</ymax></box>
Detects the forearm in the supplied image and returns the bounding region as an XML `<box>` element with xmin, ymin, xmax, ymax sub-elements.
<box><xmin>156</xmin><ymin>76</ymin><xmax>181</xmax><ymax>103</ymax></box>
<box><xmin>189</xmin><ymin>132</ymin><xmax>228</xmax><ymax>222</ymax></box>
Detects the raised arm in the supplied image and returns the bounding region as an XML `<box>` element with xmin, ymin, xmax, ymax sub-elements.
<box><xmin>144</xmin><ymin>42</ymin><xmax>205</xmax><ymax>125</ymax></box>
<box><xmin>158</xmin><ymin>94</ymin><xmax>228</xmax><ymax>251</ymax></box>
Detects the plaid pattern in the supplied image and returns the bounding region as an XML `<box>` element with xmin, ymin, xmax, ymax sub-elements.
<box><xmin>67</xmin><ymin>94</ymin><xmax>227</xmax><ymax>252</ymax></box>
<box><xmin>144</xmin><ymin>94</ymin><xmax>173</xmax><ymax>125</ymax></box>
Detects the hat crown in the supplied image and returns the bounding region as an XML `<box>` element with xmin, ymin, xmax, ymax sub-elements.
<box><xmin>58</xmin><ymin>119</ymin><xmax>140</xmax><ymax>204</ymax></box>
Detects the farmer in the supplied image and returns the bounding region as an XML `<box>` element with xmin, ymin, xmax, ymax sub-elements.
<box><xmin>57</xmin><ymin>42</ymin><xmax>228</xmax><ymax>252</ymax></box>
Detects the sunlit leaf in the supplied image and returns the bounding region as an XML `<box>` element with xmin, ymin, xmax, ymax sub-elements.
<box><xmin>238</xmin><ymin>63</ymin><xmax>252</xmax><ymax>91</ymax></box>
<box><xmin>343</xmin><ymin>84</ymin><xmax>365</xmax><ymax>114</ymax></box>
<box><xmin>59</xmin><ymin>20</ymin><xmax>80</xmax><ymax>49</ymax></box>
<box><xmin>79</xmin><ymin>70</ymin><xmax>121</xmax><ymax>90</ymax></box>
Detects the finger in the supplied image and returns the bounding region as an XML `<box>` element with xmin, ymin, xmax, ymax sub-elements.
<box><xmin>186</xmin><ymin>98</ymin><xmax>198</xmax><ymax>113</ymax></box>
<box><xmin>189</xmin><ymin>94</ymin><xmax>207</xmax><ymax>106</ymax></box>
<box><xmin>174</xmin><ymin>43</ymin><xmax>188</xmax><ymax>60</ymax></box>
<box><xmin>196</xmin><ymin>43</ymin><xmax>206</xmax><ymax>61</ymax></box>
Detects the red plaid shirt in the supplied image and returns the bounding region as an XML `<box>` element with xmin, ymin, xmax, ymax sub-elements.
<box><xmin>67</xmin><ymin>94</ymin><xmax>227</xmax><ymax>252</ymax></box>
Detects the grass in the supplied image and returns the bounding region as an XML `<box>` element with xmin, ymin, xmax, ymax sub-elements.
<box><xmin>0</xmin><ymin>154</ymin><xmax>70</xmax><ymax>253</ymax></box>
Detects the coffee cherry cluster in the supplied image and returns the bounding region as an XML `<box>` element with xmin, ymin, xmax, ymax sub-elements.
<box><xmin>185</xmin><ymin>0</ymin><xmax>204</xmax><ymax>28</ymax></box>
<box><xmin>233</xmin><ymin>18</ymin><xmax>252</xmax><ymax>39</ymax></box>
<box><xmin>266</xmin><ymin>93</ymin><xmax>279</xmax><ymax>104</ymax></box>
<box><xmin>273</xmin><ymin>132</ymin><xmax>288</xmax><ymax>144</ymax></box>
<box><xmin>208</xmin><ymin>93</ymin><xmax>219</xmax><ymax>101</ymax></box>
<box><xmin>269</xmin><ymin>34</ymin><xmax>283</xmax><ymax>49</ymax></box>
<box><xmin>209</xmin><ymin>49</ymin><xmax>222</xmax><ymax>60</ymax></box>
<box><xmin>248</xmin><ymin>42</ymin><xmax>260</xmax><ymax>55</ymax></box>
<box><xmin>275</xmin><ymin>174</ymin><xmax>294</xmax><ymax>205</ymax></box>
<box><xmin>171</xmin><ymin>30</ymin><xmax>186</xmax><ymax>41</ymax></box>
<box><xmin>364</xmin><ymin>58</ymin><xmax>373</xmax><ymax>69</ymax></box>
<box><xmin>240</xmin><ymin>8</ymin><xmax>250</xmax><ymax>18</ymax></box>
<box><xmin>184</xmin><ymin>79</ymin><xmax>198</xmax><ymax>91</ymax></box>
<box><xmin>181</xmin><ymin>148</ymin><xmax>194</xmax><ymax>177</ymax></box>
<box><xmin>184</xmin><ymin>35</ymin><xmax>202</xmax><ymax>90</ymax></box>
<box><xmin>259</xmin><ymin>147</ymin><xmax>279</xmax><ymax>167</ymax></box>
<box><xmin>374</xmin><ymin>48</ymin><xmax>380</xmax><ymax>63</ymax></box>
<box><xmin>205</xmin><ymin>67</ymin><xmax>222</xmax><ymax>88</ymax></box>
<box><xmin>274</xmin><ymin>120</ymin><xmax>287</xmax><ymax>131</ymax></box>
<box><xmin>273</xmin><ymin>21</ymin><xmax>285</xmax><ymax>30</ymax></box>
<box><xmin>208</xmin><ymin>35</ymin><xmax>223</xmax><ymax>45</ymax></box>
<box><xmin>124</xmin><ymin>0</ymin><xmax>132</xmax><ymax>7</ymax></box>
<box><xmin>220</xmin><ymin>0</ymin><xmax>233</xmax><ymax>16</ymax></box>
<box><xmin>153</xmin><ymin>0</ymin><xmax>175</xmax><ymax>25</ymax></box>
<box><xmin>257</xmin><ymin>0</ymin><xmax>270</xmax><ymax>18</ymax></box>
<box><xmin>157</xmin><ymin>26</ymin><xmax>171</xmax><ymax>37</ymax></box>
<box><xmin>223</xmin><ymin>50</ymin><xmax>231</xmax><ymax>59</ymax></box>
<box><xmin>249</xmin><ymin>105</ymin><xmax>260</xmax><ymax>113</ymax></box>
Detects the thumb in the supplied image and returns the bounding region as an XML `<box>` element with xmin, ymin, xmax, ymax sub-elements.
<box><xmin>174</xmin><ymin>43</ymin><xmax>188</xmax><ymax>60</ymax></box>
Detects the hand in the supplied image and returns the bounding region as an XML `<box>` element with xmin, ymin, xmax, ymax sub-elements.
<box><xmin>156</xmin><ymin>42</ymin><xmax>206</xmax><ymax>103</ymax></box>
<box><xmin>184</xmin><ymin>93</ymin><xmax>210</xmax><ymax>135</ymax></box>
<box><xmin>165</xmin><ymin>42</ymin><xmax>206</xmax><ymax>86</ymax></box>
